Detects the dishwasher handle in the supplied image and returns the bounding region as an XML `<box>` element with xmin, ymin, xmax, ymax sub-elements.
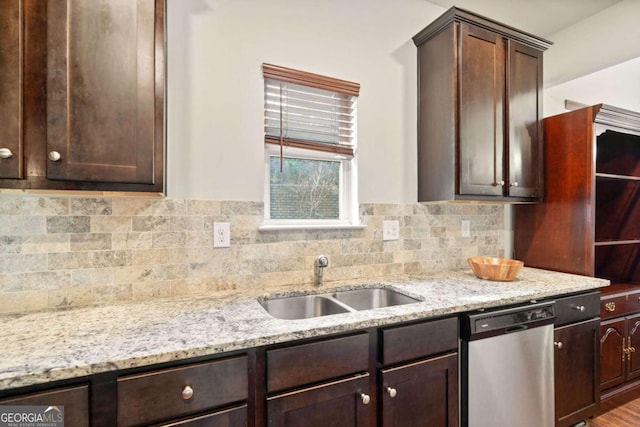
<box><xmin>505</xmin><ymin>324</ymin><xmax>528</xmax><ymax>334</ymax></box>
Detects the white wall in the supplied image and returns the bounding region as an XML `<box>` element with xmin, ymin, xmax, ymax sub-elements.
<box><xmin>166</xmin><ymin>0</ymin><xmax>639</xmax><ymax>263</ymax></box>
<box><xmin>543</xmin><ymin>0</ymin><xmax>640</xmax><ymax>88</ymax></box>
<box><xmin>544</xmin><ymin>56</ymin><xmax>640</xmax><ymax>117</ymax></box>
<box><xmin>166</xmin><ymin>0</ymin><xmax>446</xmax><ymax>203</ymax></box>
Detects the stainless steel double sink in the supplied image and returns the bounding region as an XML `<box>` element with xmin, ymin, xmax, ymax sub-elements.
<box><xmin>258</xmin><ymin>287</ymin><xmax>422</xmax><ymax>320</ymax></box>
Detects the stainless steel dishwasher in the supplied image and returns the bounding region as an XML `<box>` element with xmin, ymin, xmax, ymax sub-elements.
<box><xmin>461</xmin><ymin>300</ymin><xmax>556</xmax><ymax>427</ymax></box>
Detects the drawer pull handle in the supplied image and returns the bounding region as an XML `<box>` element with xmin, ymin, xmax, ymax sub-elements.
<box><xmin>386</xmin><ymin>387</ymin><xmax>397</xmax><ymax>398</ymax></box>
<box><xmin>48</xmin><ymin>151</ymin><xmax>62</xmax><ymax>162</ymax></box>
<box><xmin>182</xmin><ymin>385</ymin><xmax>194</xmax><ymax>400</ymax></box>
<box><xmin>573</xmin><ymin>305</ymin><xmax>585</xmax><ymax>312</ymax></box>
<box><xmin>605</xmin><ymin>302</ymin><xmax>616</xmax><ymax>312</ymax></box>
<box><xmin>0</xmin><ymin>148</ymin><xmax>13</xmax><ymax>159</ymax></box>
<box><xmin>554</xmin><ymin>341</ymin><xmax>563</xmax><ymax>349</ymax></box>
<box><xmin>360</xmin><ymin>393</ymin><xmax>371</xmax><ymax>405</ymax></box>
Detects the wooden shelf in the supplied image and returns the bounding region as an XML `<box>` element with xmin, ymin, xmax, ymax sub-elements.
<box><xmin>596</xmin><ymin>173</ymin><xmax>640</xmax><ymax>182</ymax></box>
<box><xmin>595</xmin><ymin>240</ymin><xmax>640</xmax><ymax>247</ymax></box>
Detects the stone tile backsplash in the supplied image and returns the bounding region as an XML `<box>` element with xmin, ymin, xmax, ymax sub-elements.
<box><xmin>0</xmin><ymin>196</ymin><xmax>504</xmax><ymax>314</ymax></box>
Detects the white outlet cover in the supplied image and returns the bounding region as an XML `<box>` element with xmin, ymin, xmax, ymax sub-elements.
<box><xmin>383</xmin><ymin>220</ymin><xmax>400</xmax><ymax>241</ymax></box>
<box><xmin>214</xmin><ymin>222</ymin><xmax>230</xmax><ymax>248</ymax></box>
<box><xmin>462</xmin><ymin>220</ymin><xmax>471</xmax><ymax>237</ymax></box>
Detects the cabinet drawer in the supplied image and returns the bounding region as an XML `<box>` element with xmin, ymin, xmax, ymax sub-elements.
<box><xmin>0</xmin><ymin>385</ymin><xmax>89</xmax><ymax>427</ymax></box>
<box><xmin>555</xmin><ymin>291</ymin><xmax>600</xmax><ymax>326</ymax></box>
<box><xmin>117</xmin><ymin>355</ymin><xmax>248</xmax><ymax>427</ymax></box>
<box><xmin>267</xmin><ymin>332</ymin><xmax>369</xmax><ymax>393</ymax></box>
<box><xmin>381</xmin><ymin>316</ymin><xmax>457</xmax><ymax>365</ymax></box>
<box><xmin>158</xmin><ymin>405</ymin><xmax>247</xmax><ymax>427</ymax></box>
<box><xmin>601</xmin><ymin>292</ymin><xmax>640</xmax><ymax>320</ymax></box>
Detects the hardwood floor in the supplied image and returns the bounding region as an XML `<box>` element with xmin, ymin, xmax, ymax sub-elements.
<box><xmin>589</xmin><ymin>387</ymin><xmax>640</xmax><ymax>427</ymax></box>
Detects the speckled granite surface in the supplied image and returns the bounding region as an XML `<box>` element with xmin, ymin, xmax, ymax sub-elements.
<box><xmin>0</xmin><ymin>267</ymin><xmax>608</xmax><ymax>391</ymax></box>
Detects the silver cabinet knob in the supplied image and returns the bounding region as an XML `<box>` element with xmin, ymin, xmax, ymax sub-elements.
<box><xmin>492</xmin><ymin>180</ymin><xmax>505</xmax><ymax>187</ymax></box>
<box><xmin>0</xmin><ymin>148</ymin><xmax>13</xmax><ymax>159</ymax></box>
<box><xmin>573</xmin><ymin>305</ymin><xmax>585</xmax><ymax>312</ymax></box>
<box><xmin>360</xmin><ymin>393</ymin><xmax>370</xmax><ymax>405</ymax></box>
<box><xmin>182</xmin><ymin>385</ymin><xmax>194</xmax><ymax>400</ymax></box>
<box><xmin>48</xmin><ymin>151</ymin><xmax>62</xmax><ymax>162</ymax></box>
<box><xmin>386</xmin><ymin>387</ymin><xmax>397</xmax><ymax>398</ymax></box>
<box><xmin>554</xmin><ymin>341</ymin><xmax>563</xmax><ymax>349</ymax></box>
<box><xmin>510</xmin><ymin>181</ymin><xmax>519</xmax><ymax>187</ymax></box>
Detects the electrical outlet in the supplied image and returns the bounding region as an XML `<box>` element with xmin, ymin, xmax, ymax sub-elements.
<box><xmin>462</xmin><ymin>220</ymin><xmax>471</xmax><ymax>237</ymax></box>
<box><xmin>382</xmin><ymin>220</ymin><xmax>400</xmax><ymax>241</ymax></box>
<box><xmin>214</xmin><ymin>222</ymin><xmax>230</xmax><ymax>248</ymax></box>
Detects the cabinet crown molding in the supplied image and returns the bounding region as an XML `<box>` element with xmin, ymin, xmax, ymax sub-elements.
<box><xmin>413</xmin><ymin>6</ymin><xmax>553</xmax><ymax>50</ymax></box>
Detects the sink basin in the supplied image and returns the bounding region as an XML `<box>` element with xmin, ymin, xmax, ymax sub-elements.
<box><xmin>333</xmin><ymin>288</ymin><xmax>421</xmax><ymax>310</ymax></box>
<box><xmin>259</xmin><ymin>295</ymin><xmax>350</xmax><ymax>320</ymax></box>
<box><xmin>259</xmin><ymin>287</ymin><xmax>422</xmax><ymax>319</ymax></box>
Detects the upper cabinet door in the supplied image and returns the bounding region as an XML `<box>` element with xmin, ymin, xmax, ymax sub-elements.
<box><xmin>46</xmin><ymin>0</ymin><xmax>163</xmax><ymax>186</ymax></box>
<box><xmin>0</xmin><ymin>0</ymin><xmax>24</xmax><ymax>179</ymax></box>
<box><xmin>508</xmin><ymin>40</ymin><xmax>543</xmax><ymax>199</ymax></box>
<box><xmin>458</xmin><ymin>22</ymin><xmax>505</xmax><ymax>197</ymax></box>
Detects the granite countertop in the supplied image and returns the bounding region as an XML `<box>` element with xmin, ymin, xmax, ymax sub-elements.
<box><xmin>0</xmin><ymin>267</ymin><xmax>608</xmax><ymax>391</ymax></box>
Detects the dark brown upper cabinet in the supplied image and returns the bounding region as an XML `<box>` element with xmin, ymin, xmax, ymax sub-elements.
<box><xmin>0</xmin><ymin>0</ymin><xmax>164</xmax><ymax>193</ymax></box>
<box><xmin>413</xmin><ymin>7</ymin><xmax>551</xmax><ymax>202</ymax></box>
<box><xmin>0</xmin><ymin>0</ymin><xmax>23</xmax><ymax>179</ymax></box>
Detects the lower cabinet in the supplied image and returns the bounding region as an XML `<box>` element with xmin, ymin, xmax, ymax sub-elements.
<box><xmin>554</xmin><ymin>319</ymin><xmax>600</xmax><ymax>427</ymax></box>
<box><xmin>265</xmin><ymin>317</ymin><xmax>458</xmax><ymax>427</ymax></box>
<box><xmin>0</xmin><ymin>384</ymin><xmax>90</xmax><ymax>427</ymax></box>
<box><xmin>381</xmin><ymin>353</ymin><xmax>458</xmax><ymax>427</ymax></box>
<box><xmin>117</xmin><ymin>355</ymin><xmax>248</xmax><ymax>427</ymax></box>
<box><xmin>266</xmin><ymin>375</ymin><xmax>371</xmax><ymax>427</ymax></box>
<box><xmin>380</xmin><ymin>316</ymin><xmax>459</xmax><ymax>427</ymax></box>
<box><xmin>0</xmin><ymin>316</ymin><xmax>458</xmax><ymax>427</ymax></box>
<box><xmin>600</xmin><ymin>314</ymin><xmax>640</xmax><ymax>391</ymax></box>
<box><xmin>599</xmin><ymin>285</ymin><xmax>640</xmax><ymax>398</ymax></box>
<box><xmin>265</xmin><ymin>332</ymin><xmax>372</xmax><ymax>426</ymax></box>
<box><xmin>158</xmin><ymin>406</ymin><xmax>247</xmax><ymax>427</ymax></box>
<box><xmin>553</xmin><ymin>291</ymin><xmax>600</xmax><ymax>427</ymax></box>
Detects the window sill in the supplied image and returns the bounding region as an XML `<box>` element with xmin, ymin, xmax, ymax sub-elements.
<box><xmin>258</xmin><ymin>223</ymin><xmax>366</xmax><ymax>232</ymax></box>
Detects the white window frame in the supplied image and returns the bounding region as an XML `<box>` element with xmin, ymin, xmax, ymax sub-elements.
<box><xmin>260</xmin><ymin>64</ymin><xmax>362</xmax><ymax>230</ymax></box>
<box><xmin>260</xmin><ymin>145</ymin><xmax>361</xmax><ymax>230</ymax></box>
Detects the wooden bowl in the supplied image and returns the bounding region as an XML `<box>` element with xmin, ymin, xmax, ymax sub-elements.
<box><xmin>467</xmin><ymin>257</ymin><xmax>524</xmax><ymax>281</ymax></box>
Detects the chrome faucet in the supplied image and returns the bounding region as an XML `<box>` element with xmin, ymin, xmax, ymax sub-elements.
<box><xmin>314</xmin><ymin>255</ymin><xmax>329</xmax><ymax>286</ymax></box>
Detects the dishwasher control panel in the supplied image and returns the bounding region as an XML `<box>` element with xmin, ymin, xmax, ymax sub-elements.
<box><xmin>461</xmin><ymin>301</ymin><xmax>555</xmax><ymax>340</ymax></box>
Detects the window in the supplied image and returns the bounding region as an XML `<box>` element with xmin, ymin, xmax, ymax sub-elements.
<box><xmin>261</xmin><ymin>63</ymin><xmax>361</xmax><ymax>229</ymax></box>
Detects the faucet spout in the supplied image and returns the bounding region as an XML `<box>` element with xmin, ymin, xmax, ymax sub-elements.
<box><xmin>314</xmin><ymin>255</ymin><xmax>329</xmax><ymax>286</ymax></box>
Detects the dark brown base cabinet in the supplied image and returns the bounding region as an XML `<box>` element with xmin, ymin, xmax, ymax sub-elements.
<box><xmin>554</xmin><ymin>320</ymin><xmax>600</xmax><ymax>426</ymax></box>
<box><xmin>116</xmin><ymin>356</ymin><xmax>248</xmax><ymax>426</ymax></box>
<box><xmin>381</xmin><ymin>353</ymin><xmax>458</xmax><ymax>427</ymax></box>
<box><xmin>0</xmin><ymin>316</ymin><xmax>458</xmax><ymax>427</ymax></box>
<box><xmin>600</xmin><ymin>289</ymin><xmax>640</xmax><ymax>397</ymax></box>
<box><xmin>552</xmin><ymin>291</ymin><xmax>601</xmax><ymax>427</ymax></box>
<box><xmin>266</xmin><ymin>375</ymin><xmax>371</xmax><ymax>427</ymax></box>
<box><xmin>0</xmin><ymin>385</ymin><xmax>90</xmax><ymax>427</ymax></box>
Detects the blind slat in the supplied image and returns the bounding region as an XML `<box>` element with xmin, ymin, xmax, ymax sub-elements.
<box><xmin>264</xmin><ymin>80</ymin><xmax>357</xmax><ymax>151</ymax></box>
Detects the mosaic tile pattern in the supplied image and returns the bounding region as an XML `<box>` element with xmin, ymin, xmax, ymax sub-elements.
<box><xmin>0</xmin><ymin>196</ymin><xmax>504</xmax><ymax>314</ymax></box>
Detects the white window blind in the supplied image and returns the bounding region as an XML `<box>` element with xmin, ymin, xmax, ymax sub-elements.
<box><xmin>263</xmin><ymin>63</ymin><xmax>359</xmax><ymax>156</ymax></box>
